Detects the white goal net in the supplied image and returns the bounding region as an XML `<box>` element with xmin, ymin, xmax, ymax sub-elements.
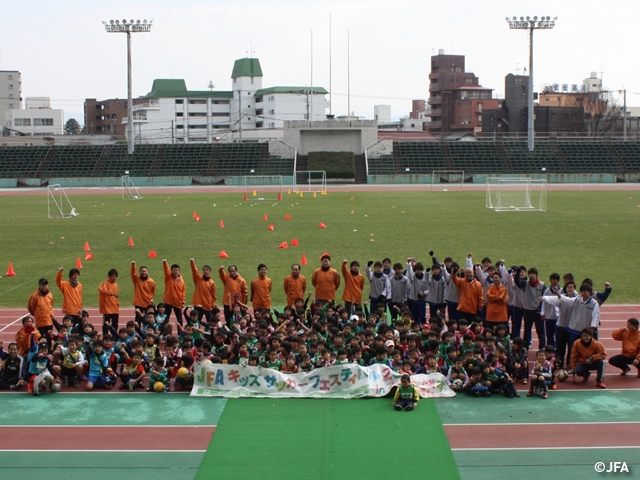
<box><xmin>243</xmin><ymin>175</ymin><xmax>284</xmax><ymax>201</ymax></box>
<box><xmin>122</xmin><ymin>175</ymin><xmax>142</xmax><ymax>200</ymax></box>
<box><xmin>47</xmin><ymin>184</ymin><xmax>78</xmax><ymax>218</ymax></box>
<box><xmin>430</xmin><ymin>170</ymin><xmax>464</xmax><ymax>191</ymax></box>
<box><xmin>485</xmin><ymin>177</ymin><xmax>547</xmax><ymax>212</ymax></box>
<box><xmin>293</xmin><ymin>170</ymin><xmax>327</xmax><ymax>194</ymax></box>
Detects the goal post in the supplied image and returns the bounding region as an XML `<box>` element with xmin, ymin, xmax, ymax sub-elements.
<box><xmin>430</xmin><ymin>170</ymin><xmax>464</xmax><ymax>191</ymax></box>
<box><xmin>122</xmin><ymin>174</ymin><xmax>142</xmax><ymax>200</ymax></box>
<box><xmin>485</xmin><ymin>177</ymin><xmax>547</xmax><ymax>212</ymax></box>
<box><xmin>243</xmin><ymin>175</ymin><xmax>284</xmax><ymax>201</ymax></box>
<box><xmin>293</xmin><ymin>170</ymin><xmax>327</xmax><ymax>194</ymax></box>
<box><xmin>47</xmin><ymin>184</ymin><xmax>78</xmax><ymax>219</ymax></box>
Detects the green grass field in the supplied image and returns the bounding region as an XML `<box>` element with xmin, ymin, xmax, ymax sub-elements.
<box><xmin>0</xmin><ymin>188</ymin><xmax>636</xmax><ymax>307</ymax></box>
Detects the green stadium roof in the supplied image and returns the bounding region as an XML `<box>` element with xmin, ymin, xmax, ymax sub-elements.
<box><xmin>231</xmin><ymin>58</ymin><xmax>263</xmax><ymax>78</ymax></box>
<box><xmin>254</xmin><ymin>86</ymin><xmax>328</xmax><ymax>96</ymax></box>
<box><xmin>143</xmin><ymin>79</ymin><xmax>233</xmax><ymax>99</ymax></box>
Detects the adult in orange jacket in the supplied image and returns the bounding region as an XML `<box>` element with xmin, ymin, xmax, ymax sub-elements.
<box><xmin>219</xmin><ymin>265</ymin><xmax>248</xmax><ymax>324</ymax></box>
<box><xmin>311</xmin><ymin>254</ymin><xmax>340</xmax><ymax>302</ymax></box>
<box><xmin>571</xmin><ymin>328</ymin><xmax>607</xmax><ymax>389</ymax></box>
<box><xmin>283</xmin><ymin>263</ymin><xmax>307</xmax><ymax>307</ymax></box>
<box><xmin>27</xmin><ymin>278</ymin><xmax>55</xmax><ymax>338</ymax></box>
<box><xmin>485</xmin><ymin>272</ymin><xmax>509</xmax><ymax>326</ymax></box>
<box><xmin>251</xmin><ymin>263</ymin><xmax>273</xmax><ymax>312</ymax></box>
<box><xmin>609</xmin><ymin>318</ymin><xmax>640</xmax><ymax>377</ymax></box>
<box><xmin>190</xmin><ymin>259</ymin><xmax>217</xmax><ymax>322</ymax></box>
<box><xmin>56</xmin><ymin>267</ymin><xmax>83</xmax><ymax>327</ymax></box>
<box><xmin>342</xmin><ymin>260</ymin><xmax>365</xmax><ymax>314</ymax></box>
<box><xmin>130</xmin><ymin>262</ymin><xmax>156</xmax><ymax>314</ymax></box>
<box><xmin>162</xmin><ymin>260</ymin><xmax>186</xmax><ymax>326</ymax></box>
<box><xmin>450</xmin><ymin>267</ymin><xmax>484</xmax><ymax>323</ymax></box>
<box><xmin>98</xmin><ymin>268</ymin><xmax>120</xmax><ymax>336</ymax></box>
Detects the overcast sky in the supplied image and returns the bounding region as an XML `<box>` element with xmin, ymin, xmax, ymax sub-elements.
<box><xmin>2</xmin><ymin>0</ymin><xmax>638</xmax><ymax>124</ymax></box>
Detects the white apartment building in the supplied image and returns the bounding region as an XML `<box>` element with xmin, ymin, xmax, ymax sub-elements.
<box><xmin>0</xmin><ymin>70</ymin><xmax>22</xmax><ymax>129</ymax></box>
<box><xmin>4</xmin><ymin>96</ymin><xmax>64</xmax><ymax>136</ymax></box>
<box><xmin>128</xmin><ymin>58</ymin><xmax>328</xmax><ymax>143</ymax></box>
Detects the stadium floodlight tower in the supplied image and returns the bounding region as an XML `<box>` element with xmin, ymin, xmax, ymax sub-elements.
<box><xmin>506</xmin><ymin>15</ymin><xmax>556</xmax><ymax>152</ymax></box>
<box><xmin>103</xmin><ymin>19</ymin><xmax>153</xmax><ymax>155</ymax></box>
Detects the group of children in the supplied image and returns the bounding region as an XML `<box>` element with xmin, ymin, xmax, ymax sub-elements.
<box><xmin>0</xmin><ymin>253</ymin><xmax>620</xmax><ymax>406</ymax></box>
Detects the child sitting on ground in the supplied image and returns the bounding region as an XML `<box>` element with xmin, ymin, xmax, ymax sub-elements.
<box><xmin>393</xmin><ymin>374</ymin><xmax>419</xmax><ymax>411</ymax></box>
<box><xmin>528</xmin><ymin>350</ymin><xmax>552</xmax><ymax>399</ymax></box>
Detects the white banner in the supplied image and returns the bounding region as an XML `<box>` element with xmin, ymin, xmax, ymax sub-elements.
<box><xmin>190</xmin><ymin>363</ymin><xmax>456</xmax><ymax>399</ymax></box>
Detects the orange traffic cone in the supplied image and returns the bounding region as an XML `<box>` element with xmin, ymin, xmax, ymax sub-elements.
<box><xmin>85</xmin><ymin>253</ymin><xmax>93</xmax><ymax>261</ymax></box>
<box><xmin>84</xmin><ymin>241</ymin><xmax>90</xmax><ymax>252</ymax></box>
<box><xmin>192</xmin><ymin>211</ymin><xmax>197</xmax><ymax>219</ymax></box>
<box><xmin>319</xmin><ymin>222</ymin><xmax>327</xmax><ymax>229</ymax></box>
<box><xmin>76</xmin><ymin>257</ymin><xmax>83</xmax><ymax>269</ymax></box>
<box><xmin>285</xmin><ymin>214</ymin><xmax>291</xmax><ymax>220</ymax></box>
<box><xmin>219</xmin><ymin>250</ymin><xmax>229</xmax><ymax>258</ymax></box>
<box><xmin>277</xmin><ymin>191</ymin><xmax>282</xmax><ymax>201</ymax></box>
<box><xmin>278</xmin><ymin>242</ymin><xmax>288</xmax><ymax>249</ymax></box>
<box><xmin>291</xmin><ymin>238</ymin><xmax>299</xmax><ymax>246</ymax></box>
<box><xmin>301</xmin><ymin>254</ymin><xmax>308</xmax><ymax>265</ymax></box>
<box><xmin>5</xmin><ymin>262</ymin><xmax>16</xmax><ymax>277</ymax></box>
<box><xmin>148</xmin><ymin>250</ymin><xmax>157</xmax><ymax>258</ymax></box>
<box><xmin>243</xmin><ymin>192</ymin><xmax>248</xmax><ymax>201</ymax></box>
<box><xmin>219</xmin><ymin>220</ymin><xmax>225</xmax><ymax>228</ymax></box>
<box><xmin>263</xmin><ymin>213</ymin><xmax>268</xmax><ymax>221</ymax></box>
<box><xmin>268</xmin><ymin>224</ymin><xmax>275</xmax><ymax>231</ymax></box>
<box><xmin>195</xmin><ymin>216</ymin><xmax>201</xmax><ymax>222</ymax></box>
<box><xmin>128</xmin><ymin>236</ymin><xmax>134</xmax><ymax>247</ymax></box>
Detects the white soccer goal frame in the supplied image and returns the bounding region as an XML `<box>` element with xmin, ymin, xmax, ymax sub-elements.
<box><xmin>47</xmin><ymin>184</ymin><xmax>78</xmax><ymax>219</ymax></box>
<box><xmin>122</xmin><ymin>175</ymin><xmax>142</xmax><ymax>200</ymax></box>
<box><xmin>293</xmin><ymin>170</ymin><xmax>327</xmax><ymax>193</ymax></box>
<box><xmin>485</xmin><ymin>177</ymin><xmax>547</xmax><ymax>212</ymax></box>
<box><xmin>243</xmin><ymin>175</ymin><xmax>284</xmax><ymax>201</ymax></box>
<box><xmin>430</xmin><ymin>170</ymin><xmax>464</xmax><ymax>191</ymax></box>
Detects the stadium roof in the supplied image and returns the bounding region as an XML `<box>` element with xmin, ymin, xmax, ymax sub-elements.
<box><xmin>254</xmin><ymin>86</ymin><xmax>328</xmax><ymax>96</ymax></box>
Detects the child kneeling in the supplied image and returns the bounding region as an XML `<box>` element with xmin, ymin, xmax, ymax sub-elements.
<box><xmin>393</xmin><ymin>374</ymin><xmax>419</xmax><ymax>411</ymax></box>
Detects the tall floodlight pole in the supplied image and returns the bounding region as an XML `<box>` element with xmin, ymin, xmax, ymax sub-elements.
<box><xmin>103</xmin><ymin>19</ymin><xmax>153</xmax><ymax>155</ymax></box>
<box><xmin>506</xmin><ymin>16</ymin><xmax>556</xmax><ymax>151</ymax></box>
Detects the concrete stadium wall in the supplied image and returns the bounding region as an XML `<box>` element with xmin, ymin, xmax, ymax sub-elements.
<box><xmin>368</xmin><ymin>173</ymin><xmax>638</xmax><ymax>184</ymax></box>
<box><xmin>6</xmin><ymin>176</ymin><xmax>296</xmax><ymax>188</ymax></box>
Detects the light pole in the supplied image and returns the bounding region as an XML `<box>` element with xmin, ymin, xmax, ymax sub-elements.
<box><xmin>506</xmin><ymin>16</ymin><xmax>556</xmax><ymax>151</ymax></box>
<box><xmin>619</xmin><ymin>89</ymin><xmax>627</xmax><ymax>140</ymax></box>
<box><xmin>103</xmin><ymin>19</ymin><xmax>153</xmax><ymax>155</ymax></box>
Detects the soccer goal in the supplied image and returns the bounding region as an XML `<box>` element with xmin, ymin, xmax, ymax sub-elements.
<box><xmin>293</xmin><ymin>170</ymin><xmax>327</xmax><ymax>194</ymax></box>
<box><xmin>122</xmin><ymin>174</ymin><xmax>142</xmax><ymax>200</ymax></box>
<box><xmin>47</xmin><ymin>184</ymin><xmax>78</xmax><ymax>219</ymax></box>
<box><xmin>485</xmin><ymin>177</ymin><xmax>547</xmax><ymax>212</ymax></box>
<box><xmin>430</xmin><ymin>170</ymin><xmax>464</xmax><ymax>191</ymax></box>
<box><xmin>243</xmin><ymin>175</ymin><xmax>284</xmax><ymax>201</ymax></box>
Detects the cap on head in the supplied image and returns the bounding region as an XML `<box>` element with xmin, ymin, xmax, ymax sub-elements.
<box><xmin>38</xmin><ymin>278</ymin><xmax>49</xmax><ymax>286</ymax></box>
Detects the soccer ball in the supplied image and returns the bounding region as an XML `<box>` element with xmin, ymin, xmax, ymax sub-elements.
<box><xmin>556</xmin><ymin>369</ymin><xmax>569</xmax><ymax>382</ymax></box>
<box><xmin>451</xmin><ymin>379</ymin><xmax>464</xmax><ymax>391</ymax></box>
<box><xmin>153</xmin><ymin>381</ymin><xmax>165</xmax><ymax>392</ymax></box>
<box><xmin>177</xmin><ymin>367</ymin><xmax>190</xmax><ymax>379</ymax></box>
<box><xmin>49</xmin><ymin>382</ymin><xmax>61</xmax><ymax>393</ymax></box>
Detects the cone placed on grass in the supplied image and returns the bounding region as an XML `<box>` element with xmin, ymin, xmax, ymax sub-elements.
<box><xmin>291</xmin><ymin>238</ymin><xmax>299</xmax><ymax>246</ymax></box>
<box><xmin>268</xmin><ymin>225</ymin><xmax>275</xmax><ymax>231</ymax></box>
<box><xmin>5</xmin><ymin>262</ymin><xmax>16</xmax><ymax>277</ymax></box>
<box><xmin>219</xmin><ymin>251</ymin><xmax>229</xmax><ymax>258</ymax></box>
<box><xmin>84</xmin><ymin>241</ymin><xmax>91</xmax><ymax>252</ymax></box>
<box><xmin>85</xmin><ymin>253</ymin><xmax>93</xmax><ymax>261</ymax></box>
<box><xmin>301</xmin><ymin>254</ymin><xmax>307</xmax><ymax>265</ymax></box>
<box><xmin>243</xmin><ymin>192</ymin><xmax>248</xmax><ymax>201</ymax></box>
<box><xmin>319</xmin><ymin>222</ymin><xmax>327</xmax><ymax>229</ymax></box>
<box><xmin>263</xmin><ymin>213</ymin><xmax>268</xmax><ymax>221</ymax></box>
<box><xmin>148</xmin><ymin>251</ymin><xmax>157</xmax><ymax>258</ymax></box>
<box><xmin>277</xmin><ymin>191</ymin><xmax>282</xmax><ymax>201</ymax></box>
<box><xmin>76</xmin><ymin>257</ymin><xmax>83</xmax><ymax>269</ymax></box>
<box><xmin>278</xmin><ymin>242</ymin><xmax>288</xmax><ymax>249</ymax></box>
<box><xmin>128</xmin><ymin>236</ymin><xmax>134</xmax><ymax>247</ymax></box>
<box><xmin>219</xmin><ymin>220</ymin><xmax>225</xmax><ymax>228</ymax></box>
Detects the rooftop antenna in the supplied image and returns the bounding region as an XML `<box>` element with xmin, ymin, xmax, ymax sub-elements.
<box><xmin>208</xmin><ymin>80</ymin><xmax>215</xmax><ymax>91</ymax></box>
<box><xmin>310</xmin><ymin>29</ymin><xmax>314</xmax><ymax>123</ymax></box>
<box><xmin>347</xmin><ymin>28</ymin><xmax>351</xmax><ymax>120</ymax></box>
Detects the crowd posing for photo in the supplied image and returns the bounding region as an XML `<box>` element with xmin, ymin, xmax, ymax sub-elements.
<box><xmin>2</xmin><ymin>252</ymin><xmax>638</xmax><ymax>404</ymax></box>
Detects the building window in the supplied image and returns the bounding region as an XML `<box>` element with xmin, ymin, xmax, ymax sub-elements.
<box><xmin>269</xmin><ymin>109</ymin><xmax>275</xmax><ymax>114</ymax></box>
<box><xmin>189</xmin><ymin>112</ymin><xmax>207</xmax><ymax>117</ymax></box>
<box><xmin>188</xmin><ymin>99</ymin><xmax>206</xmax><ymax>105</ymax></box>
<box><xmin>176</xmin><ymin>112</ymin><xmax>184</xmax><ymax>117</ymax></box>
<box><xmin>175</xmin><ymin>99</ymin><xmax>184</xmax><ymax>104</ymax></box>
<box><xmin>111</xmin><ymin>114</ymin><xmax>117</xmax><ymax>119</ymax></box>
<box><xmin>176</xmin><ymin>125</ymin><xmax>184</xmax><ymax>129</ymax></box>
<box><xmin>15</xmin><ymin>118</ymin><xmax>31</xmax><ymax>126</ymax></box>
<box><xmin>118</xmin><ymin>103</ymin><xmax>121</xmax><ymax>108</ymax></box>
<box><xmin>8</xmin><ymin>84</ymin><xmax>13</xmax><ymax>89</ymax></box>
<box><xmin>34</xmin><ymin>118</ymin><xmax>54</xmax><ymax>126</ymax></box>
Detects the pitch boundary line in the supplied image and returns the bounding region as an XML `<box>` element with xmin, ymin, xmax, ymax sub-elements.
<box><xmin>445</xmin><ymin>421</ymin><xmax>640</xmax><ymax>426</ymax></box>
<box><xmin>0</xmin><ymin>449</ymin><xmax>207</xmax><ymax>453</ymax></box>
<box><xmin>452</xmin><ymin>446</ymin><xmax>640</xmax><ymax>451</ymax></box>
<box><xmin>0</xmin><ymin>424</ymin><xmax>217</xmax><ymax>428</ymax></box>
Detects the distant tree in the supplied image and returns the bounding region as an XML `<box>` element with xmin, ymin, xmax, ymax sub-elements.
<box><xmin>65</xmin><ymin>118</ymin><xmax>81</xmax><ymax>135</ymax></box>
<box><xmin>565</xmin><ymin>91</ymin><xmax>623</xmax><ymax>136</ymax></box>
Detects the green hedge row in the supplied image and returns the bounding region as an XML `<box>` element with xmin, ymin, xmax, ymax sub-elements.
<box><xmin>307</xmin><ymin>151</ymin><xmax>355</xmax><ymax>178</ymax></box>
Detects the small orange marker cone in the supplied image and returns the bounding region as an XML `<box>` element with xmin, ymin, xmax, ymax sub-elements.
<box><xmin>277</xmin><ymin>191</ymin><xmax>282</xmax><ymax>201</ymax></box>
<box><xmin>219</xmin><ymin>220</ymin><xmax>225</xmax><ymax>228</ymax></box>
<box><xmin>84</xmin><ymin>241</ymin><xmax>90</xmax><ymax>252</ymax></box>
<box><xmin>291</xmin><ymin>238</ymin><xmax>299</xmax><ymax>246</ymax></box>
<box><xmin>76</xmin><ymin>257</ymin><xmax>83</xmax><ymax>269</ymax></box>
<box><xmin>301</xmin><ymin>254</ymin><xmax>308</xmax><ymax>265</ymax></box>
<box><xmin>5</xmin><ymin>262</ymin><xmax>16</xmax><ymax>277</ymax></box>
<box><xmin>263</xmin><ymin>213</ymin><xmax>268</xmax><ymax>221</ymax></box>
<box><xmin>219</xmin><ymin>250</ymin><xmax>229</xmax><ymax>259</ymax></box>
<box><xmin>195</xmin><ymin>216</ymin><xmax>201</xmax><ymax>222</ymax></box>
<box><xmin>268</xmin><ymin>224</ymin><xmax>275</xmax><ymax>231</ymax></box>
<box><xmin>243</xmin><ymin>192</ymin><xmax>248</xmax><ymax>201</ymax></box>
<box><xmin>319</xmin><ymin>222</ymin><xmax>327</xmax><ymax>229</ymax></box>
<box><xmin>300</xmin><ymin>192</ymin><xmax>304</xmax><ymax>198</ymax></box>
<box><xmin>278</xmin><ymin>241</ymin><xmax>288</xmax><ymax>249</ymax></box>
<box><xmin>252</xmin><ymin>190</ymin><xmax>257</xmax><ymax>197</ymax></box>
<box><xmin>128</xmin><ymin>236</ymin><xmax>134</xmax><ymax>247</ymax></box>
<box><xmin>313</xmin><ymin>191</ymin><xmax>317</xmax><ymax>197</ymax></box>
<box><xmin>192</xmin><ymin>211</ymin><xmax>197</xmax><ymax>219</ymax></box>
<box><xmin>148</xmin><ymin>251</ymin><xmax>157</xmax><ymax>258</ymax></box>
<box><xmin>285</xmin><ymin>214</ymin><xmax>291</xmax><ymax>221</ymax></box>
<box><xmin>85</xmin><ymin>253</ymin><xmax>93</xmax><ymax>261</ymax></box>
